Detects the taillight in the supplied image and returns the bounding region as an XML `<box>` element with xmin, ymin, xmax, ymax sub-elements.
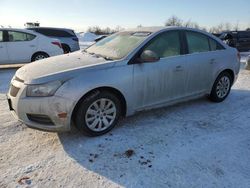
<box><xmin>237</xmin><ymin>51</ymin><xmax>241</xmax><ymax>62</ymax></box>
<box><xmin>52</xmin><ymin>41</ymin><xmax>62</xmax><ymax>49</ymax></box>
<box><xmin>72</xmin><ymin>37</ymin><xmax>79</xmax><ymax>42</ymax></box>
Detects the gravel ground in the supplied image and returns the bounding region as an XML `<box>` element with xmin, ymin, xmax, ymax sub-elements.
<box><xmin>0</xmin><ymin>68</ymin><xmax>250</xmax><ymax>188</ymax></box>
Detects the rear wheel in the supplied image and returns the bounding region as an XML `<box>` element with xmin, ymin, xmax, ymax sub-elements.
<box><xmin>209</xmin><ymin>72</ymin><xmax>232</xmax><ymax>102</ymax></box>
<box><xmin>32</xmin><ymin>52</ymin><xmax>49</xmax><ymax>62</ymax></box>
<box><xmin>75</xmin><ymin>91</ymin><xmax>121</xmax><ymax>136</ymax></box>
<box><xmin>62</xmin><ymin>44</ymin><xmax>71</xmax><ymax>53</ymax></box>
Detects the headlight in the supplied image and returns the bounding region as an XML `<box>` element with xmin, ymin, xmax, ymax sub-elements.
<box><xmin>26</xmin><ymin>81</ymin><xmax>63</xmax><ymax>97</ymax></box>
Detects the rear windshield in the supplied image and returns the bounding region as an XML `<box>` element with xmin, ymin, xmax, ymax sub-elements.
<box><xmin>29</xmin><ymin>28</ymin><xmax>75</xmax><ymax>37</ymax></box>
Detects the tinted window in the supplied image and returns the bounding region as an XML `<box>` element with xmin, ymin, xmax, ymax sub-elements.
<box><xmin>8</xmin><ymin>31</ymin><xmax>36</xmax><ymax>42</ymax></box>
<box><xmin>33</xmin><ymin>29</ymin><xmax>73</xmax><ymax>37</ymax></box>
<box><xmin>0</xmin><ymin>31</ymin><xmax>3</xmax><ymax>42</ymax></box>
<box><xmin>238</xmin><ymin>32</ymin><xmax>250</xmax><ymax>38</ymax></box>
<box><xmin>186</xmin><ymin>31</ymin><xmax>210</xmax><ymax>54</ymax></box>
<box><xmin>144</xmin><ymin>31</ymin><xmax>181</xmax><ymax>58</ymax></box>
<box><xmin>209</xmin><ymin>38</ymin><xmax>225</xmax><ymax>51</ymax></box>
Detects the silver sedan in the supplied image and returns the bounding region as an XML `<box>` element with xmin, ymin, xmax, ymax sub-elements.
<box><xmin>7</xmin><ymin>27</ymin><xmax>240</xmax><ymax>136</ymax></box>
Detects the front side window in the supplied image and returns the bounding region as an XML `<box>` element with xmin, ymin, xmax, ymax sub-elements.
<box><xmin>8</xmin><ymin>31</ymin><xmax>36</xmax><ymax>42</ymax></box>
<box><xmin>186</xmin><ymin>31</ymin><xmax>210</xmax><ymax>54</ymax></box>
<box><xmin>0</xmin><ymin>31</ymin><xmax>3</xmax><ymax>42</ymax></box>
<box><xmin>86</xmin><ymin>32</ymin><xmax>150</xmax><ymax>60</ymax></box>
<box><xmin>144</xmin><ymin>31</ymin><xmax>181</xmax><ymax>58</ymax></box>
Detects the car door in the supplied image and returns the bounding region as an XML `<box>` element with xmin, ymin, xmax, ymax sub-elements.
<box><xmin>132</xmin><ymin>30</ymin><xmax>188</xmax><ymax>110</ymax></box>
<box><xmin>184</xmin><ymin>31</ymin><xmax>216</xmax><ymax>95</ymax></box>
<box><xmin>6</xmin><ymin>30</ymin><xmax>37</xmax><ymax>63</ymax></box>
<box><xmin>237</xmin><ymin>32</ymin><xmax>250</xmax><ymax>52</ymax></box>
<box><xmin>0</xmin><ymin>30</ymin><xmax>9</xmax><ymax>64</ymax></box>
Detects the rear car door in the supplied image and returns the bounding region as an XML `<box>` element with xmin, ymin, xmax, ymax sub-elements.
<box><xmin>0</xmin><ymin>30</ymin><xmax>9</xmax><ymax>64</ymax></box>
<box><xmin>132</xmin><ymin>30</ymin><xmax>188</xmax><ymax>109</ymax></box>
<box><xmin>184</xmin><ymin>31</ymin><xmax>215</xmax><ymax>95</ymax></box>
<box><xmin>6</xmin><ymin>31</ymin><xmax>37</xmax><ymax>63</ymax></box>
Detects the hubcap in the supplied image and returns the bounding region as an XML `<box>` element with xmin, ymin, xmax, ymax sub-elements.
<box><xmin>85</xmin><ymin>98</ymin><xmax>116</xmax><ymax>132</ymax></box>
<box><xmin>35</xmin><ymin>55</ymin><xmax>46</xmax><ymax>61</ymax></box>
<box><xmin>216</xmin><ymin>76</ymin><xmax>230</xmax><ymax>98</ymax></box>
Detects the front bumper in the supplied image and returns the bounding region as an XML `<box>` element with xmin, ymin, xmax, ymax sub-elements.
<box><xmin>7</xmin><ymin>77</ymin><xmax>75</xmax><ymax>132</ymax></box>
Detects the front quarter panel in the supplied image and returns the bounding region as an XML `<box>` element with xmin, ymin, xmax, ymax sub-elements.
<box><xmin>55</xmin><ymin>61</ymin><xmax>134</xmax><ymax>122</ymax></box>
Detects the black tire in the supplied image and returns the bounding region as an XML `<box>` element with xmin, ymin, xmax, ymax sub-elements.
<box><xmin>74</xmin><ymin>91</ymin><xmax>121</xmax><ymax>136</ymax></box>
<box><xmin>31</xmin><ymin>52</ymin><xmax>49</xmax><ymax>62</ymax></box>
<box><xmin>62</xmin><ymin>44</ymin><xmax>71</xmax><ymax>53</ymax></box>
<box><xmin>209</xmin><ymin>72</ymin><xmax>233</xmax><ymax>102</ymax></box>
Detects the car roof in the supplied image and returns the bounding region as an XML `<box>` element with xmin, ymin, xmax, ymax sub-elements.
<box><xmin>28</xmin><ymin>27</ymin><xmax>74</xmax><ymax>32</ymax></box>
<box><xmin>0</xmin><ymin>28</ymin><xmax>38</xmax><ymax>35</ymax></box>
<box><xmin>125</xmin><ymin>26</ymin><xmax>208</xmax><ymax>34</ymax></box>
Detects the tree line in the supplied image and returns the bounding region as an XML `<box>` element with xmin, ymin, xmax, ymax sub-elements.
<box><xmin>87</xmin><ymin>15</ymin><xmax>250</xmax><ymax>35</ymax></box>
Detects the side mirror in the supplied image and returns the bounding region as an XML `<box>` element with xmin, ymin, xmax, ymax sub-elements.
<box><xmin>140</xmin><ymin>50</ymin><xmax>160</xmax><ymax>63</ymax></box>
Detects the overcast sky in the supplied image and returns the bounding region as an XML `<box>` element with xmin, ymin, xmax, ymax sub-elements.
<box><xmin>0</xmin><ymin>0</ymin><xmax>250</xmax><ymax>31</ymax></box>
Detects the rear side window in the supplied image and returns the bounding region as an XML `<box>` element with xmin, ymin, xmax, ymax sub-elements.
<box><xmin>209</xmin><ymin>38</ymin><xmax>225</xmax><ymax>51</ymax></box>
<box><xmin>144</xmin><ymin>31</ymin><xmax>181</xmax><ymax>58</ymax></box>
<box><xmin>34</xmin><ymin>29</ymin><xmax>74</xmax><ymax>37</ymax></box>
<box><xmin>186</xmin><ymin>31</ymin><xmax>210</xmax><ymax>54</ymax></box>
<box><xmin>8</xmin><ymin>31</ymin><xmax>36</xmax><ymax>42</ymax></box>
<box><xmin>0</xmin><ymin>31</ymin><xmax>3</xmax><ymax>42</ymax></box>
<box><xmin>238</xmin><ymin>32</ymin><xmax>250</xmax><ymax>38</ymax></box>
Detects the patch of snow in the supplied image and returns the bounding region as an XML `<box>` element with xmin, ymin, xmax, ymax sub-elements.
<box><xmin>0</xmin><ymin>67</ymin><xmax>250</xmax><ymax>187</ymax></box>
<box><xmin>77</xmin><ymin>32</ymin><xmax>99</xmax><ymax>49</ymax></box>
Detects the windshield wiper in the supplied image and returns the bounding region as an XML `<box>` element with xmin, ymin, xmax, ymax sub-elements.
<box><xmin>95</xmin><ymin>53</ymin><xmax>114</xmax><ymax>61</ymax></box>
<box><xmin>83</xmin><ymin>50</ymin><xmax>114</xmax><ymax>60</ymax></box>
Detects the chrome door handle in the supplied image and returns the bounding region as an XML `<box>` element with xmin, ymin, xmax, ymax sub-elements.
<box><xmin>174</xmin><ymin>65</ymin><xmax>183</xmax><ymax>72</ymax></box>
<box><xmin>210</xmin><ymin>58</ymin><xmax>216</xmax><ymax>64</ymax></box>
<box><xmin>29</xmin><ymin>45</ymin><xmax>35</xmax><ymax>47</ymax></box>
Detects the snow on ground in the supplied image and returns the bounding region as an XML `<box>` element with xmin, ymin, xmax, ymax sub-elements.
<box><xmin>77</xmin><ymin>32</ymin><xmax>98</xmax><ymax>49</ymax></box>
<box><xmin>1</xmin><ymin>67</ymin><xmax>250</xmax><ymax>188</ymax></box>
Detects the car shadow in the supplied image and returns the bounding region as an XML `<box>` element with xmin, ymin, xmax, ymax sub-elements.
<box><xmin>57</xmin><ymin>88</ymin><xmax>250</xmax><ymax>187</ymax></box>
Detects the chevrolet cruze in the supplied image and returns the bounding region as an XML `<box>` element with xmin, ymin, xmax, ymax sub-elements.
<box><xmin>7</xmin><ymin>27</ymin><xmax>240</xmax><ymax>136</ymax></box>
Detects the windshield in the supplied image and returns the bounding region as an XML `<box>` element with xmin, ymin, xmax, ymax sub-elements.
<box><xmin>86</xmin><ymin>31</ymin><xmax>151</xmax><ymax>60</ymax></box>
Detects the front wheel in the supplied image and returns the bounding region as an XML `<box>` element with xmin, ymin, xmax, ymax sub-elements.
<box><xmin>209</xmin><ymin>72</ymin><xmax>232</xmax><ymax>102</ymax></box>
<box><xmin>75</xmin><ymin>91</ymin><xmax>121</xmax><ymax>136</ymax></box>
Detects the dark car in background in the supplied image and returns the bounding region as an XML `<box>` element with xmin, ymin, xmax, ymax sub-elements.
<box><xmin>28</xmin><ymin>27</ymin><xmax>80</xmax><ymax>53</ymax></box>
<box><xmin>219</xmin><ymin>31</ymin><xmax>250</xmax><ymax>52</ymax></box>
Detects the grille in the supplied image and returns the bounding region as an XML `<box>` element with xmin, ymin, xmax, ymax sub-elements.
<box><xmin>27</xmin><ymin>114</ymin><xmax>55</xmax><ymax>126</ymax></box>
<box><xmin>10</xmin><ymin>85</ymin><xmax>20</xmax><ymax>97</ymax></box>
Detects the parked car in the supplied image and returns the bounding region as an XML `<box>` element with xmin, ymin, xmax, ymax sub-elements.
<box><xmin>7</xmin><ymin>27</ymin><xmax>240</xmax><ymax>136</ymax></box>
<box><xmin>219</xmin><ymin>31</ymin><xmax>250</xmax><ymax>52</ymax></box>
<box><xmin>0</xmin><ymin>28</ymin><xmax>63</xmax><ymax>65</ymax></box>
<box><xmin>27</xmin><ymin>27</ymin><xmax>80</xmax><ymax>53</ymax></box>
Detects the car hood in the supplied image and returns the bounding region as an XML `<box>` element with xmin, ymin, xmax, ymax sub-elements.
<box><xmin>15</xmin><ymin>51</ymin><xmax>114</xmax><ymax>84</ymax></box>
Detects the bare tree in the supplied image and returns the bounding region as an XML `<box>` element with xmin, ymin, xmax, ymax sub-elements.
<box><xmin>165</xmin><ymin>15</ymin><xmax>183</xmax><ymax>27</ymax></box>
<box><xmin>233</xmin><ymin>21</ymin><xmax>239</xmax><ymax>31</ymax></box>
<box><xmin>209</xmin><ymin>22</ymin><xmax>233</xmax><ymax>33</ymax></box>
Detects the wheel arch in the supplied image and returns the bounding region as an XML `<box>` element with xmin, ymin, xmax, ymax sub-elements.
<box><xmin>31</xmin><ymin>51</ymin><xmax>50</xmax><ymax>62</ymax></box>
<box><xmin>61</xmin><ymin>43</ymin><xmax>71</xmax><ymax>53</ymax></box>
<box><xmin>218</xmin><ymin>69</ymin><xmax>235</xmax><ymax>83</ymax></box>
<box><xmin>71</xmin><ymin>86</ymin><xmax>127</xmax><ymax>125</ymax></box>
